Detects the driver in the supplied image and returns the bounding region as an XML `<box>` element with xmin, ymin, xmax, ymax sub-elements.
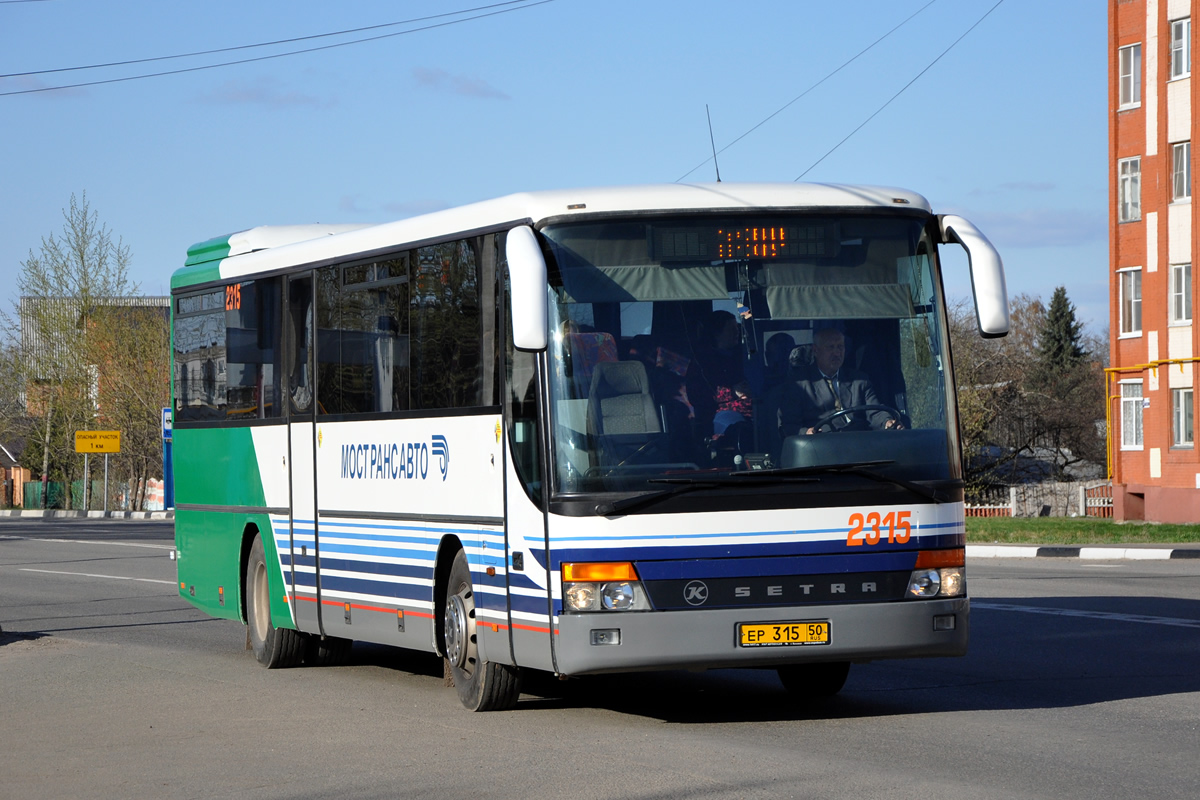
<box><xmin>778</xmin><ymin>328</ymin><xmax>903</xmax><ymax>435</ymax></box>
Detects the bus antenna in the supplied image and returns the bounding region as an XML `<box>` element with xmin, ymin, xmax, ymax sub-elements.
<box><xmin>706</xmin><ymin>104</ymin><xmax>721</xmax><ymax>182</ymax></box>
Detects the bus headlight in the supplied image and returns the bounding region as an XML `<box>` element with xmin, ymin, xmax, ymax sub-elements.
<box><xmin>565</xmin><ymin>583</ymin><xmax>597</xmax><ymax>610</ymax></box>
<box><xmin>908</xmin><ymin>568</ymin><xmax>941</xmax><ymax>597</ymax></box>
<box><xmin>601</xmin><ymin>581</ymin><xmax>635</xmax><ymax>610</ymax></box>
<box><xmin>939</xmin><ymin>567</ymin><xmax>965</xmax><ymax>597</ymax></box>
<box><xmin>561</xmin><ymin>562</ymin><xmax>651</xmax><ymax>612</ymax></box>
<box><xmin>907</xmin><ymin>567</ymin><xmax>966</xmax><ymax>598</ymax></box>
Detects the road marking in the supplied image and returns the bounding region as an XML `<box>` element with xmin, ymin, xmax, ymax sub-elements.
<box><xmin>19</xmin><ymin>568</ymin><xmax>176</xmax><ymax>585</ymax></box>
<box><xmin>40</xmin><ymin>538</ymin><xmax>173</xmax><ymax>551</ymax></box>
<box><xmin>973</xmin><ymin>601</ymin><xmax>1200</xmax><ymax>629</ymax></box>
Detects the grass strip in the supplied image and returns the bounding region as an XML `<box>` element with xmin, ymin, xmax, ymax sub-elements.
<box><xmin>966</xmin><ymin>516</ymin><xmax>1200</xmax><ymax>545</ymax></box>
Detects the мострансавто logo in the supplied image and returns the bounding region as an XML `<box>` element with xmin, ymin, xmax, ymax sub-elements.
<box><xmin>340</xmin><ymin>435</ymin><xmax>449</xmax><ymax>481</ymax></box>
<box><xmin>431</xmin><ymin>434</ymin><xmax>449</xmax><ymax>481</ymax></box>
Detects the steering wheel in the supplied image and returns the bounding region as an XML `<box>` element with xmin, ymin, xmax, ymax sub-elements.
<box><xmin>811</xmin><ymin>404</ymin><xmax>903</xmax><ymax>434</ymax></box>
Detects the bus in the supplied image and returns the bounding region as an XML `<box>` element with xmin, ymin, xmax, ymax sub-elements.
<box><xmin>170</xmin><ymin>183</ymin><xmax>1008</xmax><ymax>711</ymax></box>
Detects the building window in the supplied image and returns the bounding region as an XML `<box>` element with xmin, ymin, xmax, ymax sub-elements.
<box><xmin>1171</xmin><ymin>263</ymin><xmax>1192</xmax><ymax>324</ymax></box>
<box><xmin>1173</xmin><ymin>387</ymin><xmax>1194</xmax><ymax>447</ymax></box>
<box><xmin>1121</xmin><ymin>382</ymin><xmax>1144</xmax><ymax>449</ymax></box>
<box><xmin>1120</xmin><ymin>43</ymin><xmax>1142</xmax><ymax>107</ymax></box>
<box><xmin>1174</xmin><ymin>142</ymin><xmax>1192</xmax><ymax>201</ymax></box>
<box><xmin>1119</xmin><ymin>268</ymin><xmax>1142</xmax><ymax>335</ymax></box>
<box><xmin>1171</xmin><ymin>19</ymin><xmax>1191</xmax><ymax>79</ymax></box>
<box><xmin>1118</xmin><ymin>157</ymin><xmax>1141</xmax><ymax>221</ymax></box>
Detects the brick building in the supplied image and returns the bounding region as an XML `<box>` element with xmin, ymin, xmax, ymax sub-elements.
<box><xmin>1110</xmin><ymin>0</ymin><xmax>1200</xmax><ymax>520</ymax></box>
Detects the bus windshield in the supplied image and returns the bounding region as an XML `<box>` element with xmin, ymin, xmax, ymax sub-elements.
<box><xmin>540</xmin><ymin>212</ymin><xmax>960</xmax><ymax>499</ymax></box>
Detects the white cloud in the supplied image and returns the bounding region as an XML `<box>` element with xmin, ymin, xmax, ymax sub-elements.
<box><xmin>412</xmin><ymin>67</ymin><xmax>509</xmax><ymax>100</ymax></box>
<box><xmin>0</xmin><ymin>75</ymin><xmax>87</xmax><ymax>98</ymax></box>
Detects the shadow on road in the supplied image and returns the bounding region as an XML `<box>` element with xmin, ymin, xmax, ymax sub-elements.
<box><xmin>341</xmin><ymin>594</ymin><xmax>1200</xmax><ymax>723</ymax></box>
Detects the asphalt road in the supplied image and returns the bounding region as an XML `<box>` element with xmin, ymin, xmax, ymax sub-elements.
<box><xmin>1</xmin><ymin>519</ymin><xmax>1198</xmax><ymax>800</ymax></box>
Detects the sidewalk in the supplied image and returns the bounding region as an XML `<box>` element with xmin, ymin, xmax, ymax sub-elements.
<box><xmin>968</xmin><ymin>543</ymin><xmax>1200</xmax><ymax>560</ymax></box>
<box><xmin>0</xmin><ymin>509</ymin><xmax>173</xmax><ymax>520</ymax></box>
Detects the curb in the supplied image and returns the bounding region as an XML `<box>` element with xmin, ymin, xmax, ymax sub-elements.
<box><xmin>0</xmin><ymin>509</ymin><xmax>173</xmax><ymax>520</ymax></box>
<box><xmin>967</xmin><ymin>544</ymin><xmax>1200</xmax><ymax>560</ymax></box>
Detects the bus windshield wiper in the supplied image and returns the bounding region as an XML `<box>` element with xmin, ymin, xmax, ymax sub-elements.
<box><xmin>747</xmin><ymin>460</ymin><xmax>950</xmax><ymax>503</ymax></box>
<box><xmin>595</xmin><ymin>473</ymin><xmax>818</xmax><ymax>516</ymax></box>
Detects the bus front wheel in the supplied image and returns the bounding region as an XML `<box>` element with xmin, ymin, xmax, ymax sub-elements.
<box><xmin>245</xmin><ymin>534</ymin><xmax>305</xmax><ymax>668</ymax></box>
<box><xmin>443</xmin><ymin>549</ymin><xmax>521</xmax><ymax>711</ymax></box>
<box><xmin>777</xmin><ymin>661</ymin><xmax>850</xmax><ymax>699</ymax></box>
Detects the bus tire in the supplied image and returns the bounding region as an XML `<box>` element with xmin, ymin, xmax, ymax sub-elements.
<box><xmin>246</xmin><ymin>533</ymin><xmax>305</xmax><ymax>669</ymax></box>
<box><xmin>777</xmin><ymin>661</ymin><xmax>850</xmax><ymax>698</ymax></box>
<box><xmin>306</xmin><ymin>635</ymin><xmax>353</xmax><ymax>667</ymax></box>
<box><xmin>443</xmin><ymin>548</ymin><xmax>521</xmax><ymax>711</ymax></box>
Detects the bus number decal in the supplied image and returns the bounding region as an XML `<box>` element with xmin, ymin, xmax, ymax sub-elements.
<box><xmin>846</xmin><ymin>510</ymin><xmax>912</xmax><ymax>547</ymax></box>
<box><xmin>225</xmin><ymin>283</ymin><xmax>242</xmax><ymax>311</ymax></box>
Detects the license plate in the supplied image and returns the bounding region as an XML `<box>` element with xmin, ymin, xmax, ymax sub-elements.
<box><xmin>738</xmin><ymin>620</ymin><xmax>830</xmax><ymax>647</ymax></box>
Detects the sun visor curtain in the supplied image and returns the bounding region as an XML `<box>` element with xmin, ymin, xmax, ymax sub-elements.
<box><xmin>764</xmin><ymin>284</ymin><xmax>914</xmax><ymax>319</ymax></box>
<box><xmin>559</xmin><ymin>264</ymin><xmax>728</xmax><ymax>302</ymax></box>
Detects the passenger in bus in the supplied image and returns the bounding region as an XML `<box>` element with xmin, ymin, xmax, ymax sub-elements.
<box><xmin>778</xmin><ymin>327</ymin><xmax>903</xmax><ymax>435</ymax></box>
<box><xmin>686</xmin><ymin>310</ymin><xmax>753</xmax><ymax>447</ymax></box>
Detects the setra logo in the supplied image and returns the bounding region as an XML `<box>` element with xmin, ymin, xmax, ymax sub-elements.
<box><xmin>431</xmin><ymin>434</ymin><xmax>449</xmax><ymax>481</ymax></box>
<box><xmin>683</xmin><ymin>580</ymin><xmax>709</xmax><ymax>606</ymax></box>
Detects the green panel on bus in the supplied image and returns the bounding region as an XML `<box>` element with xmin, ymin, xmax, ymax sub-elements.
<box><xmin>176</xmin><ymin>508</ymin><xmax>292</xmax><ymax>627</ymax></box>
<box><xmin>173</xmin><ymin>426</ymin><xmax>268</xmax><ymax>508</ymax></box>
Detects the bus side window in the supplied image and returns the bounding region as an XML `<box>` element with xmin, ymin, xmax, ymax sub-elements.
<box><xmin>412</xmin><ymin>239</ymin><xmax>483</xmax><ymax>411</ymax></box>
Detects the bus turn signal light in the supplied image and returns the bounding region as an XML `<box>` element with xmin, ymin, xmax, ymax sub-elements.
<box><xmin>562</xmin><ymin>562</ymin><xmax>639</xmax><ymax>582</ymax></box>
<box><xmin>915</xmin><ymin>549</ymin><xmax>965</xmax><ymax>569</ymax></box>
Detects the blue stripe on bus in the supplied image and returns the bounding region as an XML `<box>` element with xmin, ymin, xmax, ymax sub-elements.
<box><xmin>545</xmin><ymin>532</ymin><xmax>964</xmax><ymax>566</ymax></box>
<box><xmin>547</xmin><ymin>519</ymin><xmax>963</xmax><ymax>545</ymax></box>
<box><xmin>509</xmin><ymin>594</ymin><xmax>550</xmax><ymax>615</ymax></box>
<box><xmin>629</xmin><ymin>550</ymin><xmax>920</xmax><ymax>580</ymax></box>
<box><xmin>318</xmin><ymin>574</ymin><xmax>431</xmax><ymax>602</ymax></box>
<box><xmin>315</xmin><ymin>556</ymin><xmax>433</xmax><ymax>581</ymax></box>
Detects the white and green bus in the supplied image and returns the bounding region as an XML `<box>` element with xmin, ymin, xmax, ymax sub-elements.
<box><xmin>171</xmin><ymin>183</ymin><xmax>1008</xmax><ymax>710</ymax></box>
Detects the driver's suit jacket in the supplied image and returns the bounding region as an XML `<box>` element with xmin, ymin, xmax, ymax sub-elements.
<box><xmin>775</xmin><ymin>364</ymin><xmax>889</xmax><ymax>436</ymax></box>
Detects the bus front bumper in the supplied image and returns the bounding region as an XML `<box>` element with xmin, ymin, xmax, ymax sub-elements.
<box><xmin>553</xmin><ymin>597</ymin><xmax>968</xmax><ymax>676</ymax></box>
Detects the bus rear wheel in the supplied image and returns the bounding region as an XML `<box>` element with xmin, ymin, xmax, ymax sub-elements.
<box><xmin>246</xmin><ymin>533</ymin><xmax>305</xmax><ymax>668</ymax></box>
<box><xmin>443</xmin><ymin>549</ymin><xmax>521</xmax><ymax>711</ymax></box>
<box><xmin>306</xmin><ymin>634</ymin><xmax>353</xmax><ymax>667</ymax></box>
<box><xmin>777</xmin><ymin>661</ymin><xmax>851</xmax><ymax>699</ymax></box>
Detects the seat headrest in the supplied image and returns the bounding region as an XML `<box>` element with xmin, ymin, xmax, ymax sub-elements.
<box><xmin>590</xmin><ymin>360</ymin><xmax>650</xmax><ymax>397</ymax></box>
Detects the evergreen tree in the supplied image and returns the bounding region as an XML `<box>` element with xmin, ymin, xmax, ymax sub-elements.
<box><xmin>1035</xmin><ymin>286</ymin><xmax>1087</xmax><ymax>371</ymax></box>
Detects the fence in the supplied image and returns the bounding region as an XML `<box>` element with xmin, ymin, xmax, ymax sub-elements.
<box><xmin>21</xmin><ymin>477</ymin><xmax>165</xmax><ymax>511</ymax></box>
<box><xmin>966</xmin><ymin>481</ymin><xmax>1114</xmax><ymax>518</ymax></box>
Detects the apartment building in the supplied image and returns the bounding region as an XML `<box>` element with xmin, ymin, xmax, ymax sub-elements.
<box><xmin>1110</xmin><ymin>0</ymin><xmax>1200</xmax><ymax>521</ymax></box>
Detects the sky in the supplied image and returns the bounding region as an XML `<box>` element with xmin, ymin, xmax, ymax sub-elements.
<box><xmin>0</xmin><ymin>0</ymin><xmax>1109</xmax><ymax>333</ymax></box>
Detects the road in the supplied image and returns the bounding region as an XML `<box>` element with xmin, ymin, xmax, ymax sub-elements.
<box><xmin>1</xmin><ymin>519</ymin><xmax>1198</xmax><ymax>800</ymax></box>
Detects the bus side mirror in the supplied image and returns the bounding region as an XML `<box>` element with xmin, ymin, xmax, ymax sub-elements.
<box><xmin>506</xmin><ymin>225</ymin><xmax>548</xmax><ymax>351</ymax></box>
<box><xmin>939</xmin><ymin>214</ymin><xmax>1010</xmax><ymax>338</ymax></box>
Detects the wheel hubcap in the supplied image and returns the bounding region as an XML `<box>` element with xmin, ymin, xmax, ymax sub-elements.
<box><xmin>445</xmin><ymin>593</ymin><xmax>468</xmax><ymax>668</ymax></box>
<box><xmin>251</xmin><ymin>562</ymin><xmax>271</xmax><ymax>639</ymax></box>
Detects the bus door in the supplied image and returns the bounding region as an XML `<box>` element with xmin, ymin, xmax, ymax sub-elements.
<box><xmin>502</xmin><ymin>310</ymin><xmax>556</xmax><ymax>672</ymax></box>
<box><xmin>285</xmin><ymin>273</ymin><xmax>322</xmax><ymax>635</ymax></box>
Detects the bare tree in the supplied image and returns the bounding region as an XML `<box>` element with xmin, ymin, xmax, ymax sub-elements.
<box><xmin>949</xmin><ymin>290</ymin><xmax>1106</xmax><ymax>489</ymax></box>
<box><xmin>1</xmin><ymin>193</ymin><xmax>152</xmax><ymax>508</ymax></box>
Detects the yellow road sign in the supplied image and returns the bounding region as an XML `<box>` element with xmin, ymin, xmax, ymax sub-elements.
<box><xmin>75</xmin><ymin>430</ymin><xmax>121</xmax><ymax>453</ymax></box>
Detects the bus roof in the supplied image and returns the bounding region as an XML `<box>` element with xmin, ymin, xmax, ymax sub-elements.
<box><xmin>171</xmin><ymin>182</ymin><xmax>933</xmax><ymax>291</ymax></box>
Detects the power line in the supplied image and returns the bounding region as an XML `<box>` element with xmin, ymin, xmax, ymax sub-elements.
<box><xmin>675</xmin><ymin>0</ymin><xmax>938</xmax><ymax>184</ymax></box>
<box><xmin>0</xmin><ymin>0</ymin><xmax>554</xmax><ymax>97</ymax></box>
<box><xmin>795</xmin><ymin>0</ymin><xmax>1006</xmax><ymax>181</ymax></box>
<box><xmin>1</xmin><ymin>1</ymin><xmax>532</xmax><ymax>79</ymax></box>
